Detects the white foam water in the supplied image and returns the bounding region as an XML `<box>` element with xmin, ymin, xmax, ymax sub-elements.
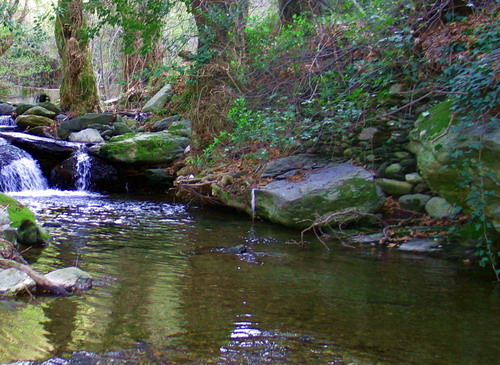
<box><xmin>0</xmin><ymin>157</ymin><xmax>48</xmax><ymax>192</ymax></box>
<box><xmin>74</xmin><ymin>146</ymin><xmax>92</xmax><ymax>191</ymax></box>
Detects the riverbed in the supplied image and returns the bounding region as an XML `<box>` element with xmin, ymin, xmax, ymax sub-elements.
<box><xmin>1</xmin><ymin>192</ymin><xmax>499</xmax><ymax>364</ymax></box>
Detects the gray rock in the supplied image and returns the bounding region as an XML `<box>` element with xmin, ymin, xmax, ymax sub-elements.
<box><xmin>253</xmin><ymin>163</ymin><xmax>385</xmax><ymax>229</ymax></box>
<box><xmin>168</xmin><ymin>119</ymin><xmax>192</xmax><ymax>138</ymax></box>
<box><xmin>152</xmin><ymin>115</ymin><xmax>181</xmax><ymax>132</ymax></box>
<box><xmin>425</xmin><ymin>197</ymin><xmax>460</xmax><ymax>219</ymax></box>
<box><xmin>24</xmin><ymin>106</ymin><xmax>56</xmax><ymax>119</ymax></box>
<box><xmin>350</xmin><ymin>233</ymin><xmax>384</xmax><ymax>244</ymax></box>
<box><xmin>358</xmin><ymin>127</ymin><xmax>379</xmax><ymax>141</ymax></box>
<box><xmin>68</xmin><ymin>128</ymin><xmax>104</xmax><ymax>143</ymax></box>
<box><xmin>261</xmin><ymin>154</ymin><xmax>326</xmax><ymax>179</ymax></box>
<box><xmin>375</xmin><ymin>178</ymin><xmax>413</xmax><ymax>196</ymax></box>
<box><xmin>44</xmin><ymin>267</ymin><xmax>92</xmax><ymax>291</ymax></box>
<box><xmin>142</xmin><ymin>84</ymin><xmax>173</xmax><ymax>113</ymax></box>
<box><xmin>58</xmin><ymin>113</ymin><xmax>116</xmax><ymax>139</ymax></box>
<box><xmin>111</xmin><ymin>121</ymin><xmax>132</xmax><ymax>136</ymax></box>
<box><xmin>399</xmin><ymin>238</ymin><xmax>442</xmax><ymax>253</ymax></box>
<box><xmin>399</xmin><ymin>194</ymin><xmax>432</xmax><ymax>212</ymax></box>
<box><xmin>0</xmin><ymin>102</ymin><xmax>14</xmax><ymax>115</ymax></box>
<box><xmin>0</xmin><ymin>268</ymin><xmax>35</xmax><ymax>295</ymax></box>
<box><xmin>405</xmin><ymin>172</ymin><xmax>423</xmax><ymax>184</ymax></box>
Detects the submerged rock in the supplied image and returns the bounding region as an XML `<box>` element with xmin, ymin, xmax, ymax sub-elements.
<box><xmin>44</xmin><ymin>267</ymin><xmax>92</xmax><ymax>292</ymax></box>
<box><xmin>399</xmin><ymin>238</ymin><xmax>443</xmax><ymax>253</ymax></box>
<box><xmin>254</xmin><ymin>162</ymin><xmax>385</xmax><ymax>229</ymax></box>
<box><xmin>0</xmin><ymin>268</ymin><xmax>35</xmax><ymax>296</ymax></box>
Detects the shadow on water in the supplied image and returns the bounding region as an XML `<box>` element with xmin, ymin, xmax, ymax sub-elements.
<box><xmin>0</xmin><ymin>193</ymin><xmax>499</xmax><ymax>364</ymax></box>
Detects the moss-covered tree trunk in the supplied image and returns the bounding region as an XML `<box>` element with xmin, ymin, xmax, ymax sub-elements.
<box><xmin>55</xmin><ymin>0</ymin><xmax>101</xmax><ymax>115</ymax></box>
<box><xmin>187</xmin><ymin>0</ymin><xmax>249</xmax><ymax>150</ymax></box>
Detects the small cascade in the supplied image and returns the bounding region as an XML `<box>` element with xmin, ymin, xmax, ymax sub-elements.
<box><xmin>250</xmin><ymin>188</ymin><xmax>257</xmax><ymax>220</ymax></box>
<box><xmin>0</xmin><ymin>157</ymin><xmax>48</xmax><ymax>192</ymax></box>
<box><xmin>74</xmin><ymin>145</ymin><xmax>92</xmax><ymax>191</ymax></box>
<box><xmin>0</xmin><ymin>115</ymin><xmax>16</xmax><ymax>127</ymax></box>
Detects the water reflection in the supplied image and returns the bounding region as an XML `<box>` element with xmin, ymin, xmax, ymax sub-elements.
<box><xmin>0</xmin><ymin>194</ymin><xmax>498</xmax><ymax>364</ymax></box>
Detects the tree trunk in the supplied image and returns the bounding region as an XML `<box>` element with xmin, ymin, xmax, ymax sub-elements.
<box><xmin>278</xmin><ymin>0</ymin><xmax>321</xmax><ymax>25</ymax></box>
<box><xmin>187</xmin><ymin>0</ymin><xmax>249</xmax><ymax>150</ymax></box>
<box><xmin>55</xmin><ymin>0</ymin><xmax>101</xmax><ymax>115</ymax></box>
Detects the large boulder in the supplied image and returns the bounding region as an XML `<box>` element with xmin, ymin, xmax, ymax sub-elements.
<box><xmin>142</xmin><ymin>84</ymin><xmax>173</xmax><ymax>113</ymax></box>
<box><xmin>409</xmin><ymin>101</ymin><xmax>500</xmax><ymax>232</ymax></box>
<box><xmin>93</xmin><ymin>130</ymin><xmax>190</xmax><ymax>165</ymax></box>
<box><xmin>253</xmin><ymin>161</ymin><xmax>385</xmax><ymax>229</ymax></box>
<box><xmin>0</xmin><ymin>193</ymin><xmax>49</xmax><ymax>245</ymax></box>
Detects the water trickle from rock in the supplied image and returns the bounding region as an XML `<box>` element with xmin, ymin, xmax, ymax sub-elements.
<box><xmin>251</xmin><ymin>188</ymin><xmax>257</xmax><ymax>220</ymax></box>
<box><xmin>0</xmin><ymin>157</ymin><xmax>48</xmax><ymax>192</ymax></box>
<box><xmin>74</xmin><ymin>145</ymin><xmax>92</xmax><ymax>191</ymax></box>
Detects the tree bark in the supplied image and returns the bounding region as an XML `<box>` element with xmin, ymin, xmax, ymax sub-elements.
<box><xmin>187</xmin><ymin>0</ymin><xmax>249</xmax><ymax>150</ymax></box>
<box><xmin>55</xmin><ymin>0</ymin><xmax>101</xmax><ymax>114</ymax></box>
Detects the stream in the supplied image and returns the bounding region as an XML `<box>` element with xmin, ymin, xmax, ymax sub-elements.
<box><xmin>1</xmin><ymin>192</ymin><xmax>499</xmax><ymax>364</ymax></box>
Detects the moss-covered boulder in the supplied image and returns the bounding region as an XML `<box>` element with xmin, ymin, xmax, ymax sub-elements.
<box><xmin>23</xmin><ymin>106</ymin><xmax>56</xmax><ymax>119</ymax></box>
<box><xmin>254</xmin><ymin>162</ymin><xmax>385</xmax><ymax>229</ymax></box>
<box><xmin>0</xmin><ymin>193</ymin><xmax>49</xmax><ymax>245</ymax></box>
<box><xmin>94</xmin><ymin>130</ymin><xmax>189</xmax><ymax>165</ymax></box>
<box><xmin>16</xmin><ymin>115</ymin><xmax>55</xmax><ymax>129</ymax></box>
<box><xmin>409</xmin><ymin>101</ymin><xmax>500</xmax><ymax>232</ymax></box>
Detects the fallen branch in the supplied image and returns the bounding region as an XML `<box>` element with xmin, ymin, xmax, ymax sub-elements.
<box><xmin>0</xmin><ymin>258</ymin><xmax>68</xmax><ymax>295</ymax></box>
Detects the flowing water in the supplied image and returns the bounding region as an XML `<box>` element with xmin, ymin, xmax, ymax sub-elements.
<box><xmin>74</xmin><ymin>146</ymin><xmax>92</xmax><ymax>192</ymax></box>
<box><xmin>0</xmin><ymin>192</ymin><xmax>499</xmax><ymax>364</ymax></box>
<box><xmin>0</xmin><ymin>116</ymin><xmax>15</xmax><ymax>127</ymax></box>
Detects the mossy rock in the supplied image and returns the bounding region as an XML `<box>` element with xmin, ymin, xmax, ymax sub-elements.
<box><xmin>255</xmin><ymin>163</ymin><xmax>385</xmax><ymax>229</ymax></box>
<box><xmin>16</xmin><ymin>115</ymin><xmax>55</xmax><ymax>129</ymax></box>
<box><xmin>409</xmin><ymin>101</ymin><xmax>500</xmax><ymax>235</ymax></box>
<box><xmin>95</xmin><ymin>131</ymin><xmax>190</xmax><ymax>165</ymax></box>
<box><xmin>24</xmin><ymin>106</ymin><xmax>56</xmax><ymax>119</ymax></box>
<box><xmin>0</xmin><ymin>193</ymin><xmax>49</xmax><ymax>245</ymax></box>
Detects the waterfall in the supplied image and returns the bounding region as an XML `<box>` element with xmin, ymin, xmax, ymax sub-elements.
<box><xmin>74</xmin><ymin>145</ymin><xmax>92</xmax><ymax>191</ymax></box>
<box><xmin>0</xmin><ymin>157</ymin><xmax>48</xmax><ymax>192</ymax></box>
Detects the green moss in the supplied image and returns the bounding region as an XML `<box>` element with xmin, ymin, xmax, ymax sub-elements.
<box><xmin>0</xmin><ymin>194</ymin><xmax>36</xmax><ymax>228</ymax></box>
<box><xmin>415</xmin><ymin>101</ymin><xmax>457</xmax><ymax>140</ymax></box>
